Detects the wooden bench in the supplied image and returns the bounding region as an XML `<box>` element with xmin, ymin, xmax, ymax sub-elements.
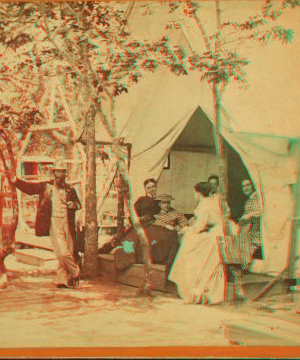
<box><xmin>100</xmin><ymin>254</ymin><xmax>295</xmax><ymax>301</ymax></box>
<box><xmin>98</xmin><ymin>254</ymin><xmax>177</xmax><ymax>293</ymax></box>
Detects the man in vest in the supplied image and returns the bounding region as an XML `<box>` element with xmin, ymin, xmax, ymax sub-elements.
<box><xmin>10</xmin><ymin>160</ymin><xmax>81</xmax><ymax>289</ymax></box>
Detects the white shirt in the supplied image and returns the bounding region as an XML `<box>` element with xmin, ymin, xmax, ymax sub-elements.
<box><xmin>52</xmin><ymin>185</ymin><xmax>68</xmax><ymax>218</ymax></box>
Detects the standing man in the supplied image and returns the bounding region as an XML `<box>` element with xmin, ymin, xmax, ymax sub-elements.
<box><xmin>208</xmin><ymin>174</ymin><xmax>219</xmax><ymax>196</ymax></box>
<box><xmin>10</xmin><ymin>160</ymin><xmax>81</xmax><ymax>289</ymax></box>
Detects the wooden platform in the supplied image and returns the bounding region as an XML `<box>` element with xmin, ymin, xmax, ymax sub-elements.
<box><xmin>99</xmin><ymin>254</ymin><xmax>294</xmax><ymax>301</ymax></box>
<box><xmin>226</xmin><ymin>273</ymin><xmax>294</xmax><ymax>302</ymax></box>
<box><xmin>16</xmin><ymin>235</ymin><xmax>53</xmax><ymax>251</ymax></box>
<box><xmin>99</xmin><ymin>254</ymin><xmax>167</xmax><ymax>292</ymax></box>
<box><xmin>15</xmin><ymin>249</ymin><xmax>56</xmax><ymax>267</ymax></box>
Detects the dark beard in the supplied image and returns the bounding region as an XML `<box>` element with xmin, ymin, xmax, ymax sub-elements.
<box><xmin>55</xmin><ymin>178</ymin><xmax>65</xmax><ymax>188</ymax></box>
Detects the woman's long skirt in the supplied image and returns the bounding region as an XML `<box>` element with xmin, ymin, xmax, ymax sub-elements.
<box><xmin>168</xmin><ymin>226</ymin><xmax>226</xmax><ymax>304</ymax></box>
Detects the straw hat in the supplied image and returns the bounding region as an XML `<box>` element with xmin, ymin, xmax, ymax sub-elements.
<box><xmin>156</xmin><ymin>194</ymin><xmax>175</xmax><ymax>202</ymax></box>
<box><xmin>52</xmin><ymin>160</ymin><xmax>67</xmax><ymax>171</ymax></box>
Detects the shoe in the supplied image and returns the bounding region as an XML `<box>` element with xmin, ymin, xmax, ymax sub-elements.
<box><xmin>73</xmin><ymin>276</ymin><xmax>80</xmax><ymax>287</ymax></box>
<box><xmin>57</xmin><ymin>284</ymin><xmax>71</xmax><ymax>289</ymax></box>
<box><xmin>67</xmin><ymin>276</ymin><xmax>80</xmax><ymax>289</ymax></box>
<box><xmin>235</xmin><ymin>294</ymin><xmax>246</xmax><ymax>302</ymax></box>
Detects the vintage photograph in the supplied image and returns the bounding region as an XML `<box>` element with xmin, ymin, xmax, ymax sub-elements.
<box><xmin>0</xmin><ymin>0</ymin><xmax>300</xmax><ymax>358</ymax></box>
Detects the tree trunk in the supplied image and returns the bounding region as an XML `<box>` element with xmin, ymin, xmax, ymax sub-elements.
<box><xmin>116</xmin><ymin>154</ymin><xmax>153</xmax><ymax>293</ymax></box>
<box><xmin>212</xmin><ymin>81</ymin><xmax>230</xmax><ymax>235</ymax></box>
<box><xmin>213</xmin><ymin>0</ymin><xmax>231</xmax><ymax>236</ymax></box>
<box><xmin>213</xmin><ymin>3</ymin><xmax>246</xmax><ymax>299</ymax></box>
<box><xmin>82</xmin><ymin>105</ymin><xmax>99</xmax><ymax>278</ymax></box>
<box><xmin>115</xmin><ymin>171</ymin><xmax>125</xmax><ymax>243</ymax></box>
<box><xmin>95</xmin><ymin>88</ymin><xmax>154</xmax><ymax>292</ymax></box>
<box><xmin>0</xmin><ymin>135</ymin><xmax>18</xmax><ymax>276</ymax></box>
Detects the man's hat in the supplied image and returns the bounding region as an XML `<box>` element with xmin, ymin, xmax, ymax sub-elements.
<box><xmin>156</xmin><ymin>194</ymin><xmax>175</xmax><ymax>202</ymax></box>
<box><xmin>52</xmin><ymin>160</ymin><xmax>67</xmax><ymax>171</ymax></box>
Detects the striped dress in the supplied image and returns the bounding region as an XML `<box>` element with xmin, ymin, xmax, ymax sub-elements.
<box><xmin>238</xmin><ymin>191</ymin><xmax>262</xmax><ymax>269</ymax></box>
<box><xmin>153</xmin><ymin>208</ymin><xmax>188</xmax><ymax>232</ymax></box>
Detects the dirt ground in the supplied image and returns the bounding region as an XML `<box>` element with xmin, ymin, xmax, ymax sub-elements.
<box><xmin>0</xmin><ymin>272</ymin><xmax>237</xmax><ymax>349</ymax></box>
<box><xmin>1</xmin><ymin>255</ymin><xmax>300</xmax><ymax>354</ymax></box>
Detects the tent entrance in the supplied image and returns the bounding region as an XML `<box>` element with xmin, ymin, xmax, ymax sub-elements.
<box><xmin>157</xmin><ymin>106</ymin><xmax>250</xmax><ymax>221</ymax></box>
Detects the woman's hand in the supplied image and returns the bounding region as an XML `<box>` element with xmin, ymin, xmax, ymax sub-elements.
<box><xmin>239</xmin><ymin>213</ymin><xmax>252</xmax><ymax>221</ymax></box>
<box><xmin>179</xmin><ymin>226</ymin><xmax>190</xmax><ymax>234</ymax></box>
<box><xmin>188</xmin><ymin>216</ymin><xmax>196</xmax><ymax>226</ymax></box>
<box><xmin>165</xmin><ymin>224</ymin><xmax>175</xmax><ymax>231</ymax></box>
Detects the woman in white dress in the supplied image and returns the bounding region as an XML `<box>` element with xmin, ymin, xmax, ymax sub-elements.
<box><xmin>168</xmin><ymin>182</ymin><xmax>238</xmax><ymax>305</ymax></box>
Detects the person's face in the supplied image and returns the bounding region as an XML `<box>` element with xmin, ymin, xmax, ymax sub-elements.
<box><xmin>145</xmin><ymin>181</ymin><xmax>156</xmax><ymax>197</ymax></box>
<box><xmin>242</xmin><ymin>180</ymin><xmax>254</xmax><ymax>197</ymax></box>
<box><xmin>209</xmin><ymin>179</ymin><xmax>219</xmax><ymax>192</ymax></box>
<box><xmin>194</xmin><ymin>190</ymin><xmax>203</xmax><ymax>202</ymax></box>
<box><xmin>54</xmin><ymin>170</ymin><xmax>67</xmax><ymax>182</ymax></box>
<box><xmin>159</xmin><ymin>200</ymin><xmax>171</xmax><ymax>212</ymax></box>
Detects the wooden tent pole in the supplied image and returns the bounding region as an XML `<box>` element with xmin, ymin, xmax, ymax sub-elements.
<box><xmin>116</xmin><ymin>170</ymin><xmax>125</xmax><ymax>240</ymax></box>
<box><xmin>251</xmin><ymin>254</ymin><xmax>300</xmax><ymax>301</ymax></box>
<box><xmin>251</xmin><ymin>267</ymin><xmax>288</xmax><ymax>301</ymax></box>
<box><xmin>288</xmin><ymin>142</ymin><xmax>300</xmax><ymax>279</ymax></box>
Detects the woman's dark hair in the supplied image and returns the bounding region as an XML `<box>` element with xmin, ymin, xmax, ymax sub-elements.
<box><xmin>144</xmin><ymin>178</ymin><xmax>156</xmax><ymax>187</ymax></box>
<box><xmin>208</xmin><ymin>174</ymin><xmax>219</xmax><ymax>185</ymax></box>
<box><xmin>194</xmin><ymin>182</ymin><xmax>213</xmax><ymax>198</ymax></box>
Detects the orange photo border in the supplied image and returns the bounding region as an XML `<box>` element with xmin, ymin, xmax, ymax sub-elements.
<box><xmin>1</xmin><ymin>0</ymin><xmax>299</xmax><ymax>358</ymax></box>
<box><xmin>0</xmin><ymin>346</ymin><xmax>300</xmax><ymax>358</ymax></box>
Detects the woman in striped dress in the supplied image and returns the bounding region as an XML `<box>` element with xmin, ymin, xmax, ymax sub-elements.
<box><xmin>238</xmin><ymin>179</ymin><xmax>263</xmax><ymax>270</ymax></box>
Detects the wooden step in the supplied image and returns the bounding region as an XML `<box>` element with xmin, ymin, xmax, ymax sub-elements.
<box><xmin>290</xmin><ymin>285</ymin><xmax>300</xmax><ymax>312</ymax></box>
<box><xmin>226</xmin><ymin>273</ymin><xmax>294</xmax><ymax>302</ymax></box>
<box><xmin>15</xmin><ymin>249</ymin><xmax>56</xmax><ymax>267</ymax></box>
<box><xmin>99</xmin><ymin>255</ymin><xmax>294</xmax><ymax>300</ymax></box>
<box><xmin>15</xmin><ymin>225</ymin><xmax>53</xmax><ymax>251</ymax></box>
<box><xmin>16</xmin><ymin>236</ymin><xmax>53</xmax><ymax>251</ymax></box>
<box><xmin>99</xmin><ymin>254</ymin><xmax>167</xmax><ymax>292</ymax></box>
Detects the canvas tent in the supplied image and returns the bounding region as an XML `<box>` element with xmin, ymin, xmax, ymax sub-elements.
<box><xmin>94</xmin><ymin>2</ymin><xmax>300</xmax><ymax>277</ymax></box>
<box><xmin>12</xmin><ymin>1</ymin><xmax>300</xmax><ymax>278</ymax></box>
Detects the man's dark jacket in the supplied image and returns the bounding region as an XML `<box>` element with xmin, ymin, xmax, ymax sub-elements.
<box><xmin>14</xmin><ymin>178</ymin><xmax>81</xmax><ymax>238</ymax></box>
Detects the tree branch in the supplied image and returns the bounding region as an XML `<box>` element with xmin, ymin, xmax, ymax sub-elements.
<box><xmin>216</xmin><ymin>0</ymin><xmax>221</xmax><ymax>54</ymax></box>
<box><xmin>40</xmin><ymin>3</ymin><xmax>84</xmax><ymax>84</ymax></box>
<box><xmin>217</xmin><ymin>80</ymin><xmax>229</xmax><ymax>103</ymax></box>
<box><xmin>193</xmin><ymin>12</ymin><xmax>213</xmax><ymax>53</ymax></box>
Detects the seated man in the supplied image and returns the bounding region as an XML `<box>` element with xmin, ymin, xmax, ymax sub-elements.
<box><xmin>99</xmin><ymin>178</ymin><xmax>159</xmax><ymax>254</ymax></box>
<box><xmin>114</xmin><ymin>219</ymin><xmax>180</xmax><ymax>275</ymax></box>
<box><xmin>153</xmin><ymin>194</ymin><xmax>188</xmax><ymax>235</ymax></box>
<box><xmin>134</xmin><ymin>178</ymin><xmax>160</xmax><ymax>226</ymax></box>
<box><xmin>113</xmin><ymin>194</ymin><xmax>182</xmax><ymax>274</ymax></box>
